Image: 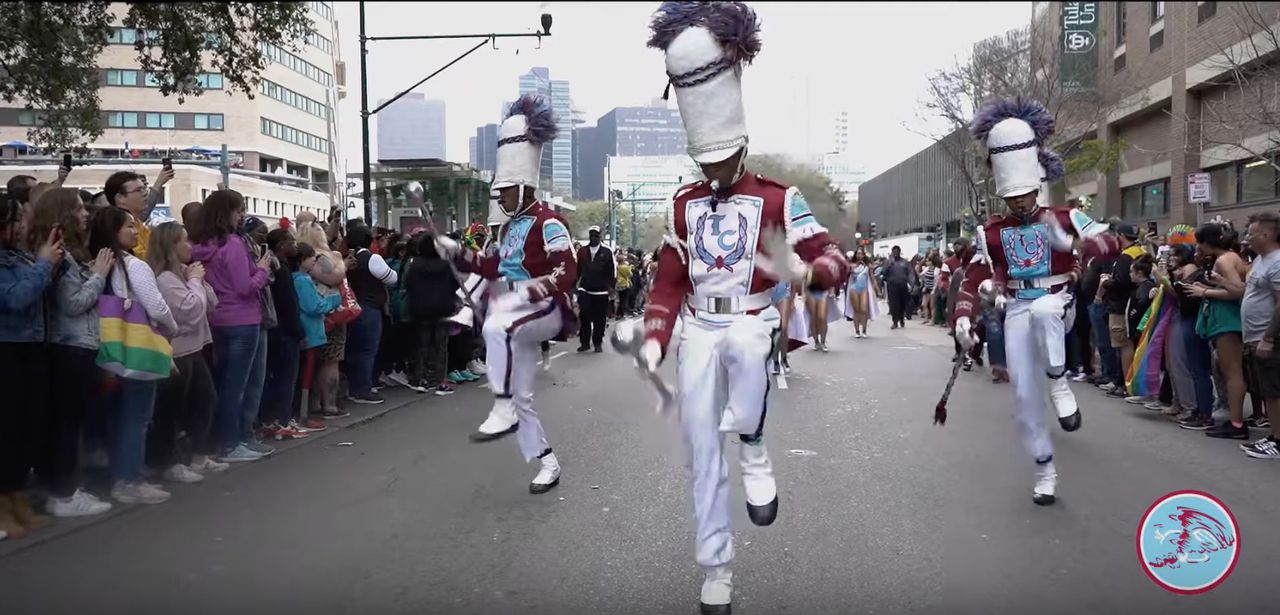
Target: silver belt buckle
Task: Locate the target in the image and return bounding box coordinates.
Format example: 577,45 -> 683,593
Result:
710,296 -> 736,314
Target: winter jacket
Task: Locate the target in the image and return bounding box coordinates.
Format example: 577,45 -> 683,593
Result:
293,271 -> 341,349
156,270 -> 218,358
405,256 -> 461,321
191,234 -> 269,328
0,249 -> 54,343
46,255 -> 107,350
268,259 -> 303,340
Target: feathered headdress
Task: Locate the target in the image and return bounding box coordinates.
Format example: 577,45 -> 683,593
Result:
503,94 -> 559,146
971,97 -> 1064,184
647,1 -> 761,164
647,2 -> 762,66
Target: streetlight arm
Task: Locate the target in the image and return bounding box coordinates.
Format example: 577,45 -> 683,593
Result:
368,32 -> 547,42
369,38 -> 490,116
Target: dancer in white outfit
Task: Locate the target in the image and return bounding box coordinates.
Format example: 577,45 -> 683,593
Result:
639,4 -> 849,612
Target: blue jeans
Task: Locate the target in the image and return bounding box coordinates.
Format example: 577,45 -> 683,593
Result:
1181,315 -> 1214,417
108,378 -> 158,483
1088,303 -> 1121,384
982,308 -> 1007,368
261,329 -> 302,425
345,304 -> 384,396
212,325 -> 268,452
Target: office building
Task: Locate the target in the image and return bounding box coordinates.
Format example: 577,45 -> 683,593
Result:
576,106 -> 686,200
376,93 -> 445,161
1038,1 -> 1280,226
857,129 -> 973,240
469,122 -> 498,173
606,154 -> 698,219
0,1 -> 344,224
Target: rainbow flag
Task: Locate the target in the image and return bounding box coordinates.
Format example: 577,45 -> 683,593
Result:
1125,286 -> 1176,397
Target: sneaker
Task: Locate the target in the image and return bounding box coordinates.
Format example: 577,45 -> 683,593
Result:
244,440 -> 276,456
321,407 -> 350,419
435,383 -> 456,396
1161,405 -> 1183,417
190,456 -> 230,473
1179,415 -> 1214,430
1143,400 -> 1170,412
272,424 -> 310,440
111,481 -> 171,505
347,392 -> 385,405
257,423 -> 283,441
1242,437 -> 1280,460
218,444 -> 265,463
164,464 -> 205,484
304,417 -> 330,431
1071,372 -> 1090,382
1106,388 -> 1127,398
458,370 -> 481,382
47,489 -> 112,518
1240,435 -> 1273,452
1125,395 -> 1149,405
447,371 -> 467,384
1206,421 -> 1250,440
1212,408 -> 1230,421
467,360 -> 488,375
1174,410 -> 1196,423
386,371 -> 410,388
406,381 -> 430,394
371,377 -> 387,392
1246,416 -> 1271,429
1098,382 -> 1116,393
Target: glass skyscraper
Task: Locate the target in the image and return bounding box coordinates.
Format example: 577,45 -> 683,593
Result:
517,67 -> 573,197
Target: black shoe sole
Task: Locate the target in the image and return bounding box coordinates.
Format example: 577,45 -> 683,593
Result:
746,496 -> 778,527
1206,431 -> 1250,440
469,424 -> 518,442
1033,493 -> 1056,506
700,603 -> 731,615
529,477 -> 559,494
1058,410 -> 1082,432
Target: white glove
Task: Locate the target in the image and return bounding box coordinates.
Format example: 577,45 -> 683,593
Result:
954,316 -> 977,351
435,235 -> 462,259
639,339 -> 662,373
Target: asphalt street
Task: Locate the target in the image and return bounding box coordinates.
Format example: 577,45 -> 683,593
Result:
0,315 -> 1276,615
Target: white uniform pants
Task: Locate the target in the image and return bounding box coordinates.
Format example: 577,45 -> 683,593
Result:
483,298 -> 562,462
1002,291 -> 1074,463
677,308 -> 778,569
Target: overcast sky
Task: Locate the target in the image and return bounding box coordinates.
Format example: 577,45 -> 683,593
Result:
333,1 -> 1031,182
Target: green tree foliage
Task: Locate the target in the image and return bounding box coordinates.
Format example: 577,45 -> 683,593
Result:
0,2 -> 312,148
747,154 -> 860,247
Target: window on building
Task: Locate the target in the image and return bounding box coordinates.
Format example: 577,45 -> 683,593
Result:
1150,29 -> 1164,52
106,70 -> 122,86
1151,1 -> 1164,20
1207,156 -> 1280,206
17,110 -> 35,126
1198,1 -> 1216,23
1121,178 -> 1168,218
1116,1 -> 1127,46
209,114 -> 223,130
194,114 -> 208,130
145,112 -> 160,128
1209,163 -> 1238,205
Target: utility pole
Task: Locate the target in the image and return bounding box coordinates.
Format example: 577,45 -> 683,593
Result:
359,1 -> 372,224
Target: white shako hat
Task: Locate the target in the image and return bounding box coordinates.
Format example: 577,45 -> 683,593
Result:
648,2 -> 761,164
493,94 -> 559,192
969,97 -> 1064,198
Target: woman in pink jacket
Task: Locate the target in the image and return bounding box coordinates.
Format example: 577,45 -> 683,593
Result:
189,191 -> 272,463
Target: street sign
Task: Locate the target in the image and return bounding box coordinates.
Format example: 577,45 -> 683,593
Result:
1187,172 -> 1212,204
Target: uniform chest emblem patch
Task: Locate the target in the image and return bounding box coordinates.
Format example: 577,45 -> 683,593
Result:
1001,223 -> 1050,279
693,211 -> 749,272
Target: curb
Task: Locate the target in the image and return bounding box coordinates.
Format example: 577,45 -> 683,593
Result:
0,391 -> 424,560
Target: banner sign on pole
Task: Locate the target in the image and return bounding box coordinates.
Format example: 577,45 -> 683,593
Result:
1060,2 -> 1099,96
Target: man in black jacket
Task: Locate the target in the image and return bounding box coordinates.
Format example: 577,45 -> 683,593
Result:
1100,223 -> 1142,395
575,226 -> 614,352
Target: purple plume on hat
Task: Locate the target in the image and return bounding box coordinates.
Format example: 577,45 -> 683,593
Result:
505,94 -> 558,145
647,1 -> 762,66
1039,148 -> 1065,182
970,97 -> 1055,144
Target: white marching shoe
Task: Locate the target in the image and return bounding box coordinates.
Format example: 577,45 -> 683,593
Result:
470,397 -> 518,442
1033,457 -> 1057,506
529,450 -> 560,494
700,566 -> 733,615
1048,376 -> 1082,432
739,440 -> 778,526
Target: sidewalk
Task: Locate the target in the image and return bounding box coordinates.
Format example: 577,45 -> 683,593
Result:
0,385 -> 443,559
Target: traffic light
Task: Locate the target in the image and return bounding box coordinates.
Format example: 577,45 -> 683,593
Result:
869,222 -> 877,241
